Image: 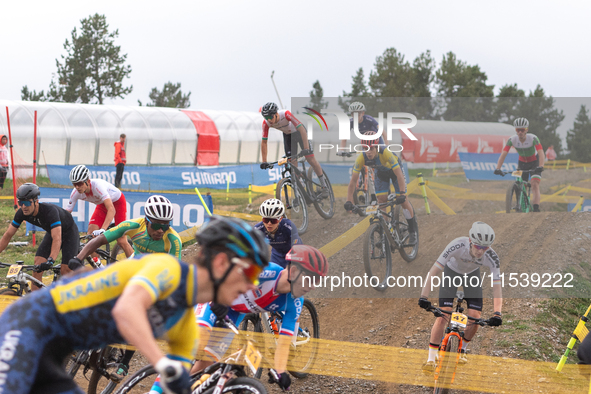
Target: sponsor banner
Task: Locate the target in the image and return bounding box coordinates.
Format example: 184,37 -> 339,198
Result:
29,187 -> 213,233
568,200 -> 591,212
459,152 -> 519,180
402,134 -> 510,163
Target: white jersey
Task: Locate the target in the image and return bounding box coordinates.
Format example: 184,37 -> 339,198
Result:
66,179 -> 122,211
434,236 -> 501,281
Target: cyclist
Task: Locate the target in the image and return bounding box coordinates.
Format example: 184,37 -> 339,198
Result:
418,221 -> 503,372
494,117 -> 545,212
259,102 -> 330,198
71,194 -> 181,376
189,245 -> 329,392
0,215 -> 269,394
254,198 -> 302,268
344,131 -> 418,245
66,164 -> 134,257
0,183 -> 79,289
337,101 -> 388,154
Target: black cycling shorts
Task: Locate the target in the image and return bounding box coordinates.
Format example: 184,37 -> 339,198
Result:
438,265 -> 483,311
36,226 -> 79,264
283,131 -> 305,159
517,158 -> 542,182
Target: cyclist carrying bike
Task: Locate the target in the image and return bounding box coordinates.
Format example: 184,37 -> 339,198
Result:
344,131 -> 418,245
71,195 -> 181,376
187,245 -> 328,393
0,215 -> 269,394
66,164 -> 134,257
255,198 -> 302,268
0,183 -> 79,289
419,222 -> 503,372
337,101 -> 388,154
259,102 -> 330,198
494,117 -> 545,212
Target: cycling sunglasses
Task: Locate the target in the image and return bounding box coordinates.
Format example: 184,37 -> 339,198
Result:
146,217 -> 170,232
516,128 -> 528,133
17,200 -> 33,207
263,115 -> 275,120
262,217 -> 280,224
473,244 -> 489,251
72,181 -> 86,187
232,258 -> 263,285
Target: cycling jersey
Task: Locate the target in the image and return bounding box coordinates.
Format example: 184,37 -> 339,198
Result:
104,217 -> 182,259
66,179 -> 122,210
12,202 -> 77,233
262,110 -> 303,139
197,263 -> 303,337
0,254 -> 198,394
353,149 -> 400,173
350,114 -> 379,133
434,236 -> 501,284
503,134 -> 542,163
254,218 -> 301,268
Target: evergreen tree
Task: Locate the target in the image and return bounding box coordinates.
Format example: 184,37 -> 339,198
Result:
566,105 -> 591,162
21,86 -> 47,102
308,80 -> 327,111
142,82 -> 191,108
338,68 -> 370,111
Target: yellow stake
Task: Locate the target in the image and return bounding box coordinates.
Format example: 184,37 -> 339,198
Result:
567,159 -> 571,170
194,188 -> 212,216
248,184 -> 252,204
226,175 -> 230,201
417,173 -> 431,214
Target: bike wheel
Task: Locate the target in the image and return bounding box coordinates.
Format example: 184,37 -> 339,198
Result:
307,167 -> 335,219
288,299 -> 320,378
276,178 -> 308,234
65,350 -> 91,378
0,288 -> 19,297
201,376 -> 267,394
114,365 -> 156,394
434,335 -> 460,394
394,203 -> 419,262
505,184 -> 521,213
109,238 -> 134,263
88,346 -> 126,394
239,314 -> 264,379
363,223 -> 392,291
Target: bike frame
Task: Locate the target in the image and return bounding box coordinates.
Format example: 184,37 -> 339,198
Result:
514,175 -> 533,213
278,158 -> 316,205
0,262 -> 61,295
360,200 -> 405,250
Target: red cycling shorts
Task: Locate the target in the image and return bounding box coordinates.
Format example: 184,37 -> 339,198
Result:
89,194 -> 127,228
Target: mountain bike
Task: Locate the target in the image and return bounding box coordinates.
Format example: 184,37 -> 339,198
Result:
269,153 -> 335,235
116,319 -> 268,394
424,291 -> 494,394
352,196 -> 419,291
340,152 -> 376,205
79,235 -> 118,268
86,345 -> 128,394
239,298 -> 319,379
0,261 -> 62,296
497,169 -> 538,213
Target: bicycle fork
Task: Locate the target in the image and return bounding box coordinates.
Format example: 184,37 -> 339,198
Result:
436,332 -> 462,384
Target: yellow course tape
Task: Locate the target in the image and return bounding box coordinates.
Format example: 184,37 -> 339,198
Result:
319,216 -> 371,259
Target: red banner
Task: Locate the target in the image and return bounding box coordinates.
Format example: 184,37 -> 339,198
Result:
400,133 -> 511,163
181,110 -> 220,166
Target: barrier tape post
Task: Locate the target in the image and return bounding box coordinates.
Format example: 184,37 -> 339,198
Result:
432,162 -> 437,177
571,196 -> 585,213
552,160 -> 556,170
567,159 -> 571,171
194,187 -> 212,216
248,184 -> 252,204
557,303 -> 591,372
226,175 -> 230,201
417,173 -> 431,214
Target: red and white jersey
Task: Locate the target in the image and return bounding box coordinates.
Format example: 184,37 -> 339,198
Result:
262,110 -> 303,139
66,179 -> 122,211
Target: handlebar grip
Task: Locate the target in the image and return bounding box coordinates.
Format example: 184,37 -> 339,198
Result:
164,366 -> 176,378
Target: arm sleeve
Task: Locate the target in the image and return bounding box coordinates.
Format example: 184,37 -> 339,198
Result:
533,136 -> 543,151
503,138 -> 513,152
94,182 -> 111,203
46,205 -> 63,229
279,295 -> 303,336
104,220 -> 138,242
434,239 -> 463,270
262,121 -> 269,140
370,116 -> 379,131
285,111 -> 304,129
352,154 -> 365,173
485,249 -> 501,283
126,254 -> 182,303
166,309 -> 198,368
167,233 -> 183,259
65,189 -> 78,212
382,151 -> 400,170
11,210 -> 24,229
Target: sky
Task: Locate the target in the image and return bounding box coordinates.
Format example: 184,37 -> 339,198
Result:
1,0 -> 590,139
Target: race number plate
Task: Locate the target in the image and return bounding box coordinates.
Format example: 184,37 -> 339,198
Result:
365,205 -> 378,214
451,312 -> 467,328
245,341 -> 262,374
511,170 -> 523,177
6,265 -> 22,278
278,158 -> 288,166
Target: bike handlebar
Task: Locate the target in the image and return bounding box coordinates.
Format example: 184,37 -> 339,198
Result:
496,168 -> 542,177
426,306 -> 491,326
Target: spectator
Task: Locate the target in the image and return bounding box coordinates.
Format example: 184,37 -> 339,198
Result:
0,135 -> 8,189
545,145 -> 557,161
114,133 -> 126,188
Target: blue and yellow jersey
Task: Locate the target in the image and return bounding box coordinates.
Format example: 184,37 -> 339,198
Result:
49,254 -> 198,367
104,218 -> 182,259
353,149 -> 400,173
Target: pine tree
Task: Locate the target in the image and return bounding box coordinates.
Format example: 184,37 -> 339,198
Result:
566,105 -> 591,162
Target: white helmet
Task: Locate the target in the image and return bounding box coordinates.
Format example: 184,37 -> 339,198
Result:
513,118 -> 529,128
469,221 -> 495,247
145,195 -> 174,221
259,198 -> 285,219
70,165 -> 90,183
348,101 -> 365,113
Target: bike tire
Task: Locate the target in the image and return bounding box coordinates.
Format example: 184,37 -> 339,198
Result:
109,238 -> 134,263
505,184 -> 521,213
239,314 -> 264,379
0,288 -> 19,297
394,203 -> 419,262
114,365 -> 156,394
201,376 -> 267,394
434,335 -> 460,394
65,350 -> 90,378
307,167 -> 335,219
87,346 -> 126,394
363,223 -> 392,291
288,299 -> 320,378
276,178 -> 308,234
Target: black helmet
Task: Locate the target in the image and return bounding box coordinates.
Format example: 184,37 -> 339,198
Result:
17,183 -> 40,200
261,102 -> 278,118
195,215 -> 269,268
